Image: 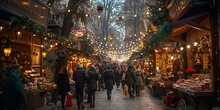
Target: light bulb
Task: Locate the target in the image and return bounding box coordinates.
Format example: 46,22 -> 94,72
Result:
194,42 -> 198,46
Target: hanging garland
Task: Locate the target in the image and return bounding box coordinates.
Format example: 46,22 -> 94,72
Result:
145,22 -> 173,47
9,16 -> 76,47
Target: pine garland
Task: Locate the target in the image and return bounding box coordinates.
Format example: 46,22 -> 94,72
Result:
145,22 -> 173,47
9,16 -> 76,47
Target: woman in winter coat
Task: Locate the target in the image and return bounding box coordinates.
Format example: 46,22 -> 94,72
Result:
104,65 -> 115,100
125,65 -> 136,99
57,66 -> 71,110
87,65 -> 99,107
3,60 -> 26,110
134,65 -> 143,96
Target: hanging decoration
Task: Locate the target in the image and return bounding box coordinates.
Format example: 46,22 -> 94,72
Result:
97,5 -> 104,13
145,22 -> 173,47
0,35 -> 10,49
32,51 -> 38,57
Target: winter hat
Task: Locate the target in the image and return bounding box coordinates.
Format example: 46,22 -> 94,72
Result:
76,64 -> 81,68
10,59 -> 20,69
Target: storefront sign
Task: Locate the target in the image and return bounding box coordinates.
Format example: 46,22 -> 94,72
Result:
73,29 -> 86,37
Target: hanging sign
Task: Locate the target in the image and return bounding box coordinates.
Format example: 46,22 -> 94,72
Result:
73,29 -> 86,37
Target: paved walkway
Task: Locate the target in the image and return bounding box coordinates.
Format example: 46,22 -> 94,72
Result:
38,86 -> 175,110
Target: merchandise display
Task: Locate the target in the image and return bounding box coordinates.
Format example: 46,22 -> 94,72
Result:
23,69 -> 56,94
173,74 -> 212,96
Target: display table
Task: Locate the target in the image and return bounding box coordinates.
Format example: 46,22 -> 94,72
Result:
173,84 -> 214,110
173,84 -> 213,97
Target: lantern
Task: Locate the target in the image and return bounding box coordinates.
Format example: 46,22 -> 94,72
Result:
4,47 -> 12,57
42,51 -> 47,58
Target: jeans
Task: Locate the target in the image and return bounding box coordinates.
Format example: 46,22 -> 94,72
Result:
135,85 -> 140,96
107,89 -> 112,99
76,87 -> 84,107
61,94 -> 66,109
88,89 -> 96,106
128,84 -> 135,98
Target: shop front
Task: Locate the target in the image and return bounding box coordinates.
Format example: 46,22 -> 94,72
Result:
0,1 -> 56,109
164,0 -> 218,109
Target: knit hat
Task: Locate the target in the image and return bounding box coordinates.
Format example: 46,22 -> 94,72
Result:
10,60 -> 20,69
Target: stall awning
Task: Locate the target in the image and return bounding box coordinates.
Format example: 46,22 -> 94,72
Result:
165,12 -> 210,44
67,48 -> 91,58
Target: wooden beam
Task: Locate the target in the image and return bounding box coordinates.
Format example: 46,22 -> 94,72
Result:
171,12 -> 209,27
166,37 -> 188,44
184,21 -> 210,32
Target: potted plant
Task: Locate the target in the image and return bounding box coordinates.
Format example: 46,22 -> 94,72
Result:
185,67 -> 196,78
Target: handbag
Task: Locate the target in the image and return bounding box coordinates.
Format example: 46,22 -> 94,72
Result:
124,84 -> 128,96
65,92 -> 72,107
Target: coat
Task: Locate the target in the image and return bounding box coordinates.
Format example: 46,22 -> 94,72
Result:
3,68 -> 26,109
73,67 -> 86,89
104,69 -> 115,90
134,69 -> 143,86
57,71 -> 71,95
87,71 -> 99,90
125,70 -> 136,85
114,70 -> 121,83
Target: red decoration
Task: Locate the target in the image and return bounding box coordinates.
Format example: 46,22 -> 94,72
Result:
185,67 -> 196,74
33,51 -> 38,56
97,5 -> 104,13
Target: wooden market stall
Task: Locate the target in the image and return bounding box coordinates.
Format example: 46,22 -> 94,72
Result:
0,1 -> 56,110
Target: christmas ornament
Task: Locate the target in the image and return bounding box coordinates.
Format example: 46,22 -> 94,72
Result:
97,5 -> 104,13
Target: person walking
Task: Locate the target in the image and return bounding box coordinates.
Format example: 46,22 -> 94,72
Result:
3,60 -> 27,110
125,65 -> 136,99
57,66 -> 71,110
121,67 -> 126,90
87,65 -> 99,108
103,65 -> 115,100
115,66 -> 122,89
73,64 -> 87,109
134,65 -> 143,97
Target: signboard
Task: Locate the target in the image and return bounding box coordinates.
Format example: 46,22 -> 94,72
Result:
73,29 -> 86,37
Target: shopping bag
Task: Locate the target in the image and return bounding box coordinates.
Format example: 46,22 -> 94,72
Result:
141,84 -> 145,90
102,83 -> 105,89
124,84 -> 128,96
65,92 -> 72,107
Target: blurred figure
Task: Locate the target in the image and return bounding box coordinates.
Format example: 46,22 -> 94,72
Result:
73,64 -> 86,109
103,65 -> 115,100
87,65 -> 99,108
97,63 -> 105,91
3,60 -> 27,110
121,67 -> 126,90
134,65 -> 143,97
57,66 -> 71,110
125,65 -> 136,99
115,66 -> 122,89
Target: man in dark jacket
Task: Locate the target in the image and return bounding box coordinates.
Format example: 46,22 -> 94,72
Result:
103,65 -> 115,100
73,64 -> 86,109
125,65 -> 136,99
3,60 -> 26,110
87,65 -> 99,107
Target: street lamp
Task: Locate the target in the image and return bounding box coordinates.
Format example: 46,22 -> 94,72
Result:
42,51 -> 47,58
3,47 -> 12,57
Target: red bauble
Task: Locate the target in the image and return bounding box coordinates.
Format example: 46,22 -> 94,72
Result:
97,5 -> 104,13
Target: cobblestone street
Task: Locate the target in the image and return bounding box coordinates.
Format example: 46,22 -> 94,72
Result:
38,86 -> 175,110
